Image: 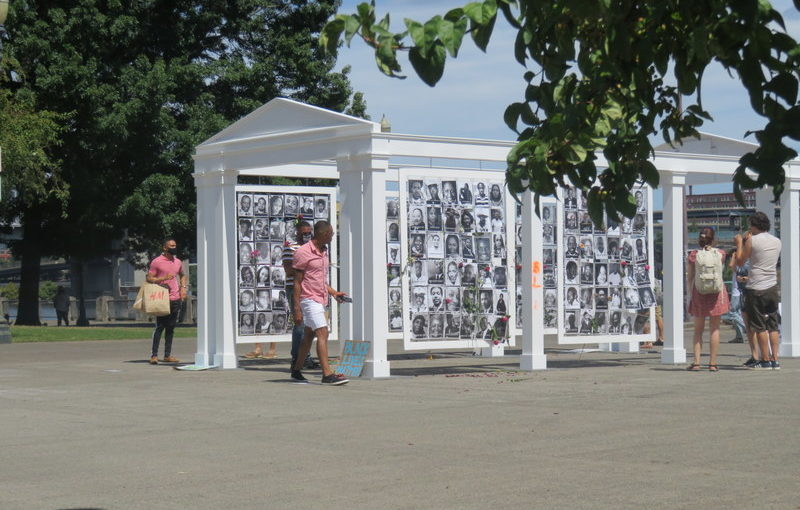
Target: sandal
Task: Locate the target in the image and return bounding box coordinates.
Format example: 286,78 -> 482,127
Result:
708,364 -> 718,372
243,352 -> 262,359
686,363 -> 701,371
258,353 -> 277,359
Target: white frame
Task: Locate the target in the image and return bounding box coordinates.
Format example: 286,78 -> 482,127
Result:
234,185 -> 338,344
555,184 -> 655,345
398,168 -> 516,350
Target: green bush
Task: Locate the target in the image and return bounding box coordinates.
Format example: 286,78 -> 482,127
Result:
0,282 -> 19,299
40,281 -> 58,300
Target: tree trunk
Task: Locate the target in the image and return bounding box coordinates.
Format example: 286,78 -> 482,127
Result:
75,260 -> 90,326
15,209 -> 43,326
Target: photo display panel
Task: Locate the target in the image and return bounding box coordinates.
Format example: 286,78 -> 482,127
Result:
399,171 -> 515,350
514,198 -> 558,335
235,186 -> 337,343
386,191 -> 404,338
557,184 -> 656,344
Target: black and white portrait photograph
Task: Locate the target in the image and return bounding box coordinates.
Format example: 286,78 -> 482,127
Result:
239,266 -> 255,288
565,211 -> 578,231
493,267 -> 508,288
409,233 -> 425,258
298,196 -> 314,217
543,224 -> 556,245
239,312 -> 255,334
620,238 -> 633,262
410,260 -> 428,285
425,179 -> 442,204
474,182 -> 490,205
411,288 -> 428,313
634,313 -> 649,334
495,291 -> 508,315
389,288 -> 402,306
622,216 -> 633,234
269,219 -> 285,242
564,187 -> 577,209
389,308 -> 403,332
490,209 -> 504,233
579,310 -> 594,334
270,244 -> 283,266
256,266 -> 270,287
635,263 -> 650,285
577,191 -> 588,210
460,209 -> 475,233
544,247 -> 555,265
238,219 -> 253,241
565,235 -> 579,258
387,220 -> 400,242
493,235 -> 507,259
445,286 -> 461,310
595,288 -> 608,309
461,263 -> 477,285
565,260 -> 579,285
580,287 -> 593,309
478,265 -> 494,288
607,238 -> 620,260
544,288 -> 557,309
477,316 -> 494,340
269,194 -> 284,216
594,236 -> 607,260
386,198 -> 400,219
444,261 -> 461,286
607,263 -> 622,286
639,287 -> 656,308
445,234 -> 460,257
634,237 -> 647,262
489,183 -> 504,207
594,311 -> 607,334
608,311 -> 622,333
606,214 -> 620,235
255,289 -> 271,311
595,263 -> 608,285
387,265 -> 401,287
459,314 -> 475,339
624,287 -> 641,309
427,206 -> 443,230
239,242 -> 253,265
270,267 -> 286,287
475,207 -> 491,233
427,233 -> 444,258
411,313 -> 428,339
565,286 -> 580,309
314,196 -> 329,218
239,289 -> 255,312
633,213 -> 646,235
269,312 -> 289,334
621,314 -> 634,335
429,286 -> 446,312
409,207 -> 426,231
475,237 -> 491,263
544,308 -> 558,328
457,180 -> 473,205
387,243 -> 402,265
579,212 -> 593,233
238,194 -> 253,216
635,189 -> 647,213
444,208 -> 459,231
408,179 -> 425,205
564,311 -> 578,333
254,312 -> 271,334
609,287 -> 622,309
253,218 -> 267,241
543,267 -> 555,288
445,313 -> 460,338
580,263 -> 594,285
442,180 -> 457,205
542,204 -> 555,224
428,259 -> 445,284
478,289 -> 494,314
284,194 -> 299,216
580,237 -> 594,260
253,194 -> 268,215
254,242 -> 270,264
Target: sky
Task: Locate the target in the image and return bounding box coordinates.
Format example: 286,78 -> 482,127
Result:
334,1 -> 800,204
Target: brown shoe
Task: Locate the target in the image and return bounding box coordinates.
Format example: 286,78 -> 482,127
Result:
149,356 -> 158,365
161,356 -> 180,363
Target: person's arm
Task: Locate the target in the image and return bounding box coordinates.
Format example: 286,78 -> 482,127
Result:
179,267 -> 188,301
686,257 -> 695,296
328,285 -> 346,302
735,232 -> 752,267
146,267 -> 174,284
293,270 -> 305,323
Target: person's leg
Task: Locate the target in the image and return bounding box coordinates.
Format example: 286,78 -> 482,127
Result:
729,295 -> 746,341
655,306 -> 664,343
292,327 -> 315,372
769,330 -> 780,362
742,311 -> 758,360
691,316 -> 705,366
267,342 -> 277,357
163,300 -> 181,358
56,311 -> 63,327
63,310 -> 69,327
152,315 -> 166,358
314,326 -> 333,376
756,330 -> 771,362
708,315 -> 721,368
290,324 -> 303,362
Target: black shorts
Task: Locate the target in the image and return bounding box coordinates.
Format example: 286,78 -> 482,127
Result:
744,286 -> 780,333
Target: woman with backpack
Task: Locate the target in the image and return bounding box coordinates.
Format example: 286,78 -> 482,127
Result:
686,227 -> 730,371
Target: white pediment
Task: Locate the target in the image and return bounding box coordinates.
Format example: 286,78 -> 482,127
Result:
198,97 -> 374,147
654,131 -> 758,157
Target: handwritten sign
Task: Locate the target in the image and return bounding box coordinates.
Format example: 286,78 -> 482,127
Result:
336,340 -> 371,377
531,260 -> 542,289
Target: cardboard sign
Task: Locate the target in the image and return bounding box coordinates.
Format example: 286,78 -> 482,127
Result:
336,340 -> 370,377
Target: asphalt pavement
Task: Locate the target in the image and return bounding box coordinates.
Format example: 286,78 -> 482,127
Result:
1,324 -> 797,510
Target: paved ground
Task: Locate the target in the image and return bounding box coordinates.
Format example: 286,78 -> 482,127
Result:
1,324 -> 797,510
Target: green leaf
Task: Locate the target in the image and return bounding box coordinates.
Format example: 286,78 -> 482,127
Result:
320,18 -> 345,54
470,13 -> 497,52
408,42 -> 447,86
764,73 -> 798,105
405,19 -> 425,47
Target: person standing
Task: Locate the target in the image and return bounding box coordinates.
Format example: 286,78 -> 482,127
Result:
735,212 -> 782,370
147,238 -> 187,365
283,220 -> 319,369
686,227 -> 729,372
53,286 -> 70,326
726,249 -> 747,344
291,221 -> 349,385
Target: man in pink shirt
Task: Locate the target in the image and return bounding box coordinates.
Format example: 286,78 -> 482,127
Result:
291,221 -> 349,385
147,238 -> 188,365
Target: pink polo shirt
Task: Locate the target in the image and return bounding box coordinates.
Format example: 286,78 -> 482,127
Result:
292,241 -> 329,305
148,254 -> 183,301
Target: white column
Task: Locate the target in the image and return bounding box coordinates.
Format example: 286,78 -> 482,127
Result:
337,160 -> 361,341
755,188 -> 777,234
213,169 -> 240,369
193,173 -> 214,367
520,190 -> 547,370
661,172 -> 688,364
779,177 -> 800,357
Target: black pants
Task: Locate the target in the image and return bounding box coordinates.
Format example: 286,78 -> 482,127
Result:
152,300 -> 182,357
56,310 -> 69,326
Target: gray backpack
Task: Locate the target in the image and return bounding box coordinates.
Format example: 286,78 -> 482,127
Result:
694,248 -> 723,294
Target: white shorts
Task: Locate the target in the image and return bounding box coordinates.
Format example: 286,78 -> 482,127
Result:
300,298 -> 328,330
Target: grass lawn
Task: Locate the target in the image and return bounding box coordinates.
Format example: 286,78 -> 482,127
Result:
10,326 -> 197,343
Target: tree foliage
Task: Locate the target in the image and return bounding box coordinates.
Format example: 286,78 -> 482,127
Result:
323,0 -> 800,223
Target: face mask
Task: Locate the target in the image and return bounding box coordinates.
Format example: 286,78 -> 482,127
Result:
300,233 -> 312,244
167,247 -> 178,255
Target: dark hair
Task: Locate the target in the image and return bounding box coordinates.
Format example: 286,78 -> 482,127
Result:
295,220 -> 312,231
313,220 -> 332,237
163,237 -> 176,247
698,227 -> 715,248
749,211 -> 770,232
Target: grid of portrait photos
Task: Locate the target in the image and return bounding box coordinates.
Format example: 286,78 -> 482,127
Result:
400,176 -> 511,344
386,194 -> 404,335
236,189 -> 332,338
514,201 -> 559,332
559,185 -> 655,340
